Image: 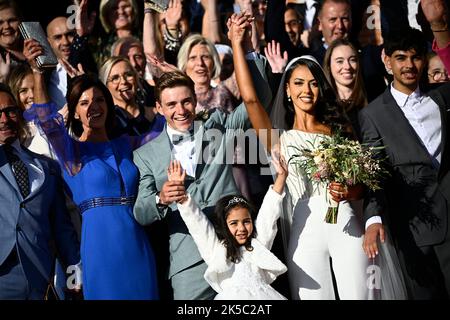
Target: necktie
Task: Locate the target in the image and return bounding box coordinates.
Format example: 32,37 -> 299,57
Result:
3,145 -> 30,198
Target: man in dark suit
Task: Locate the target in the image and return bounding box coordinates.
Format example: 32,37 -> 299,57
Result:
0,84 -> 80,299
309,0 -> 352,64
358,27 -> 450,299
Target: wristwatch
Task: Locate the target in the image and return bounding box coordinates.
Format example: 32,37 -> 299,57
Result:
155,193 -> 168,209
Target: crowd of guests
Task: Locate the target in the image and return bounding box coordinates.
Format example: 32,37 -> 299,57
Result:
0,0 -> 449,300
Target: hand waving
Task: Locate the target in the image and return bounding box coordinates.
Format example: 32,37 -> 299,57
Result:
165,0 -> 183,29
76,0 -> 97,37
420,0 -> 448,26
264,40 -> 288,74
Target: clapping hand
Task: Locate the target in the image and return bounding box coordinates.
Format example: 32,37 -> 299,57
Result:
167,160 -> 188,204
227,12 -> 254,52
167,160 -> 186,182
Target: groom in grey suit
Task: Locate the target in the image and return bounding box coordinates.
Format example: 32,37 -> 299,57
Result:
133,54 -> 271,299
0,84 -> 80,299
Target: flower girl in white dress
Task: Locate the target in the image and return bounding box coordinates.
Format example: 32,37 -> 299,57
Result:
168,158 -> 288,300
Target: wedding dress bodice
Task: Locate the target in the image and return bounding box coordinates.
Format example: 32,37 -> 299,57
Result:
280,130 -> 329,208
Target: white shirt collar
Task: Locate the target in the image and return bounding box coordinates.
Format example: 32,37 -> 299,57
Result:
166,124 -> 193,143
390,84 -> 422,108
306,0 -> 317,10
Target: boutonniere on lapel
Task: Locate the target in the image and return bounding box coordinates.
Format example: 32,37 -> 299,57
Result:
195,110 -> 210,122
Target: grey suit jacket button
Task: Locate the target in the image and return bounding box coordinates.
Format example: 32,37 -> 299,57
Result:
195,180 -> 201,185
20,203 -> 25,209
16,225 -> 22,231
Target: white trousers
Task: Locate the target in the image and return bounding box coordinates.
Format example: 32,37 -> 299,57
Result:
287,196 -> 369,300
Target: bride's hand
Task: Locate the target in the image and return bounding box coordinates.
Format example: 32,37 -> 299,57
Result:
363,223 -> 385,258
328,182 -> 365,202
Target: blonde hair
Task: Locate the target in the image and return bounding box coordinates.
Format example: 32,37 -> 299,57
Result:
99,56 -> 138,85
99,0 -> 139,34
177,34 -> 221,80
98,57 -> 143,103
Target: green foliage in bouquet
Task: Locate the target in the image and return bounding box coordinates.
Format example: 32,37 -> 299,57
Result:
288,132 -> 389,223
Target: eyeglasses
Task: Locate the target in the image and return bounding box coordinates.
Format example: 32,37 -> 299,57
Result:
0,106 -> 21,118
428,70 -> 449,81
107,71 -> 135,84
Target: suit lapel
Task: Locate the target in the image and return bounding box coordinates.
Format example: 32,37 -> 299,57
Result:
0,146 -> 21,195
26,149 -> 47,200
194,124 -> 209,179
381,89 -> 435,164
430,86 -> 450,179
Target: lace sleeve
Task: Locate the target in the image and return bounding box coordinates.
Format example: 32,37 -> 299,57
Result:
23,102 -> 80,175
127,113 -> 166,150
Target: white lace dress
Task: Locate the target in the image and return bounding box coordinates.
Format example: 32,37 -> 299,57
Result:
177,187 -> 287,300
215,257 -> 286,300
279,130 -> 368,300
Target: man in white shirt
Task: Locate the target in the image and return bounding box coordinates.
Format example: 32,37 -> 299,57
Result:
0,84 -> 80,299
358,27 -> 450,299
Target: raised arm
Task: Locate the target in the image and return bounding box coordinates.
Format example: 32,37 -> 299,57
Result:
22,39 -> 78,175
168,160 -> 223,264
201,0 -> 223,44
421,0 -> 450,70
255,153 -> 287,249
143,2 -> 164,63
229,14 -> 275,152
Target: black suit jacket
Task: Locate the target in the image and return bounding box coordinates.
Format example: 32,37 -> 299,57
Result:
358,82 -> 450,247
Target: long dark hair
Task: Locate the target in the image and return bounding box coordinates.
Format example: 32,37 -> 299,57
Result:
214,194 -> 257,263
65,75 -> 116,138
323,39 -> 367,113
283,58 -> 349,134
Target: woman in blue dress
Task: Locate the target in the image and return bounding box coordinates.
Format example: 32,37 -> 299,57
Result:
24,39 -> 164,299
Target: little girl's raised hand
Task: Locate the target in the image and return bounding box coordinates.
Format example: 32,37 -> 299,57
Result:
167,160 -> 186,182
271,149 -> 288,177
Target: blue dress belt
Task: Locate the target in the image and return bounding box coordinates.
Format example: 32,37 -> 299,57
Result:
78,196 -> 136,214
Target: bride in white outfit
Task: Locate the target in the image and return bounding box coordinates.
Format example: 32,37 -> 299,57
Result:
230,13 -> 369,299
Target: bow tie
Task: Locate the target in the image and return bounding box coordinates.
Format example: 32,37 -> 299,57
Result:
172,128 -> 195,145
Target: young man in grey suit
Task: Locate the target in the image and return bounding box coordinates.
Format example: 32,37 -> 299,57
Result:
358,26 -> 450,299
0,84 -> 80,299
133,45 -> 272,299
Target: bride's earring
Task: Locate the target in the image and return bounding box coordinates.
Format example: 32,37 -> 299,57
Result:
287,96 -> 292,102
74,113 -> 80,119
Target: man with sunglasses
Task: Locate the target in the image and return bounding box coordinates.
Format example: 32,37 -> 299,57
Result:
0,84 -> 80,299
